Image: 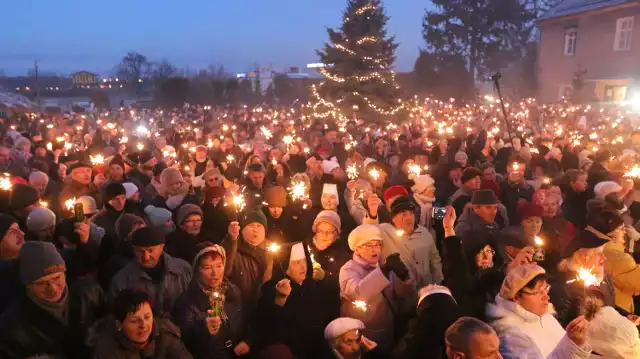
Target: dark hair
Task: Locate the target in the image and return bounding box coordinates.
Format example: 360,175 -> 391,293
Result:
445,317 -> 495,355
595,149 -> 612,163
520,273 -> 548,293
113,288 -> 154,322
195,241 -> 224,264
565,169 -> 586,183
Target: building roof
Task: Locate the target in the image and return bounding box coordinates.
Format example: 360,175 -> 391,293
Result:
539,0 -> 633,21
70,70 -> 98,76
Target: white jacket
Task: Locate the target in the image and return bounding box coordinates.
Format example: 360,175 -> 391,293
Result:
486,295 -> 591,359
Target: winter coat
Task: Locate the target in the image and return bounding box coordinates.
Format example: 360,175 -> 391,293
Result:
0,259 -> 19,315
454,207 -> 502,243
540,216 -> 576,255
587,162 -> 613,193
305,236 -> 352,286
286,154 -> 307,175
93,317 -> 192,359
0,278 -> 107,359
109,253 -> 191,317
486,295 -> 592,359
392,292 -> 461,359
201,202 -> 230,244
165,228 -> 207,264
263,207 -> 297,243
339,254 -> 412,355
173,281 -> 247,359
434,177 -> 458,206
221,235 -> 270,318
93,204 -> 124,243
499,180 -> 534,223
255,277 -> 340,359
561,186 -> 592,230
59,178 -> 102,214
124,199 -> 146,218
603,239 -> 640,313
448,187 -> 474,218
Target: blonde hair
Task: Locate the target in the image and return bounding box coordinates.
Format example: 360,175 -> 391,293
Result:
558,247 -> 600,273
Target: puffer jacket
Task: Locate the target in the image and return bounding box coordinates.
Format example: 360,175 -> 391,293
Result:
109,253 -> 191,317
93,317 -> 192,359
603,239 -> 640,313
486,295 -> 592,359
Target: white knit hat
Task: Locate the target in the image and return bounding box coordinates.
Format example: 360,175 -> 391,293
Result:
347,224 -> 382,251
412,174 -> 435,194
122,182 -> 139,199
322,183 -> 340,205
323,160 -> 341,175
324,317 -> 365,340
588,306 -> 640,358
594,181 -> 622,198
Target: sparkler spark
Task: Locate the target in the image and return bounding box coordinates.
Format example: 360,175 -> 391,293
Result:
369,168 -> 380,181
567,267 -> 600,287
64,197 -> 77,211
352,300 -> 368,312
346,165 -> 359,180
90,154 -> 104,166
625,165 -> 640,178
288,181 -> 308,202
268,242 -> 281,253
0,174 -> 12,191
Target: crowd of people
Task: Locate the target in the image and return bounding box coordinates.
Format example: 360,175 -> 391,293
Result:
0,99 -> 640,358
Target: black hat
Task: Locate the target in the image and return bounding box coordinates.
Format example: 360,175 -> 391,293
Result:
563,228 -> 610,258
448,162 -> 463,171
9,184 -> 40,210
586,210 -> 624,235
390,196 -> 417,218
103,182 -> 126,203
461,167 -> 482,184
124,154 -> 139,167
131,227 -> 166,247
0,214 -> 16,241
471,189 -> 497,205
109,154 -> 125,170
138,151 -> 154,165
153,162 -> 168,177
67,161 -> 92,174
248,163 -> 265,173
499,230 -> 527,249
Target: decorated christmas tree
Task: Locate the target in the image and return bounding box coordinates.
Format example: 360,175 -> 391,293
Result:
310,0 -> 404,125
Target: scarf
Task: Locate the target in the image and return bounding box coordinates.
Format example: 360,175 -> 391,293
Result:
413,193 -> 434,228
200,279 -> 229,322
27,285 -> 70,325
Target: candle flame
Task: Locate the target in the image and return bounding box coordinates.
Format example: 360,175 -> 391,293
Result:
534,236 -> 543,246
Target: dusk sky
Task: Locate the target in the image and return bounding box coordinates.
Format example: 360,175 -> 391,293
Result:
2,0 -> 429,76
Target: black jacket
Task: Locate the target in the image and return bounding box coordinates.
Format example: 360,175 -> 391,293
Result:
0,259 -> 20,315
0,278 -> 106,359
305,236 -> 352,286
201,202 -> 230,244
165,228 -> 206,264
498,180 -> 534,223
173,281 -> 248,359
93,203 -> 124,242
588,162 -> 613,193
561,186 -> 592,230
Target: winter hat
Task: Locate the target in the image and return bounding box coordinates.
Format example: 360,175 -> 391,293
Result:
160,168 -> 185,188
411,175 -> 434,194
588,306 -> 640,358
109,154 -> 125,171
323,160 -> 341,175
455,151 -> 468,164
264,186 -> 287,207
563,227 -> 612,258
240,209 -> 268,230
517,202 -> 544,221
594,181 -> 622,198
26,207 -> 56,232
192,244 -> 226,269
122,182 -> 139,199
144,205 -> 173,228
115,214 -> 146,241
103,182 -> 126,203
19,241 -> 66,285
9,183 -> 40,210
348,224 -> 383,251
67,161 -> 92,174
579,158 -> 594,170
248,163 -> 265,173
131,227 -> 166,247
324,318 -> 365,340
390,196 -> 416,218
471,189 -> 498,205
153,162 -> 168,177
461,167 -> 482,184
383,185 -> 409,203
322,183 -> 340,205
0,215 -> 16,241
499,264 -> 546,300
176,204 -> 203,226
77,195 -> 98,215
138,151 -> 154,166
313,210 -> 342,234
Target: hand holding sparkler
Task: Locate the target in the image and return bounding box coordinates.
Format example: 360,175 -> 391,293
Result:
275,278 -> 292,307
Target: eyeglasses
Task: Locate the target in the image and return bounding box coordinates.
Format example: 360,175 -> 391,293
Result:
184,219 -> 202,225
478,248 -> 495,257
521,284 -> 551,296
316,230 -> 337,237
360,242 -> 382,251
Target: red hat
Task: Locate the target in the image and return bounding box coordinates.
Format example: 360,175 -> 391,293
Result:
518,202 -> 544,221
383,185 -> 409,203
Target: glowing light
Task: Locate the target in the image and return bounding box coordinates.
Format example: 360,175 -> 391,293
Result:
90,154 -> 104,165
567,267 -> 600,287
288,181 -> 308,202
534,237 -> 544,246
625,165 -> 640,178
268,242 -> 281,253
352,300 -> 368,312
346,165 -> 359,180
408,164 -> 421,177
64,197 -> 77,211
369,168 -> 380,181
0,174 -> 12,191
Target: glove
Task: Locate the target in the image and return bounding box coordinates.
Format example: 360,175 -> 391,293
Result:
383,253 -> 410,281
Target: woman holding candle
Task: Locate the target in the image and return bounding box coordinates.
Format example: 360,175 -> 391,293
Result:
173,244 -> 250,359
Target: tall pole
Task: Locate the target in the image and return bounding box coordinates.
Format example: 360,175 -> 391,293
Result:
34,60 -> 41,105
491,72 -> 514,144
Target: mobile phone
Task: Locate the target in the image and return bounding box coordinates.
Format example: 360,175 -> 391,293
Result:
74,203 -> 85,222
533,247 -> 545,262
433,207 -> 447,220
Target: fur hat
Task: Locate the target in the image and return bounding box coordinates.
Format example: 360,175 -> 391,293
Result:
176,204 -> 203,226
19,241 -> 66,285
103,182 -> 126,203
313,210 -> 341,234
347,224 -> 382,251
264,186 -> 287,207
26,207 -> 56,233
499,264 -> 546,300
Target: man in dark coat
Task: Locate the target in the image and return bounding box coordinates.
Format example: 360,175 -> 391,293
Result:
561,169 -> 591,230
59,161 -> 102,214
93,182 -> 127,242
449,167 -> 482,217
0,241 -> 106,358
499,160 -> 534,223
244,163 -> 267,209
165,204 -> 206,263
587,150 -> 613,193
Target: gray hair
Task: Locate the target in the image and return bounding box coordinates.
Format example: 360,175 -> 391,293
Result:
28,171 -> 49,184
445,317 -> 496,356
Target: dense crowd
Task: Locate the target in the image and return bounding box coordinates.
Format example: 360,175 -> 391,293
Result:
1,100 -> 640,358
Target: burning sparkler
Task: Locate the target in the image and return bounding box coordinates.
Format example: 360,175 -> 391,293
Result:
625,165 -> 640,178
567,267 -> 600,287
352,300 -> 368,312
64,197 -> 77,211
346,165 -> 359,180
90,154 -> 105,166
288,181 -> 308,202
369,168 -> 380,181
408,164 -> 421,177
0,174 -> 12,191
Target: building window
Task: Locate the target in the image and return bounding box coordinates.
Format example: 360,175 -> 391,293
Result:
614,17 -> 634,51
564,30 -> 578,56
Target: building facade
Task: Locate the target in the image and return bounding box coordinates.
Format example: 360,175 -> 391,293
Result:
538,0 -> 640,103
70,71 -> 99,88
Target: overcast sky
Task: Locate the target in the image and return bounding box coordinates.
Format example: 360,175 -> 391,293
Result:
2,0 -> 430,76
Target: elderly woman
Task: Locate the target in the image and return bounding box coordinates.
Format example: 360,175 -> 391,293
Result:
94,288 -> 193,358
305,210 -> 352,286
324,317 -> 377,359
411,174 -> 436,229
150,168 -> 199,212
173,244 -> 250,359
339,224 -> 412,356
486,264 -> 592,359
537,190 -> 575,256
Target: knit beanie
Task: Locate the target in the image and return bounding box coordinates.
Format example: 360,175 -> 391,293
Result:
0,214 -> 16,241
383,185 -> 409,203
26,207 -> 56,232
109,154 -> 125,171
122,182 -> 139,199
176,204 -> 203,226
131,227 -> 166,247
390,196 -> 417,218
461,167 -> 482,184
144,205 -> 173,228
264,186 -> 287,207
160,168 -> 185,188
594,181 -> 622,198
412,175 -> 434,194
9,183 -> 40,210
103,182 -> 126,203
240,209 -> 268,230
115,213 -> 146,241
517,202 -> 544,221
19,241 -> 66,285
313,210 -> 342,234
499,264 -> 546,300
347,224 -> 383,251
